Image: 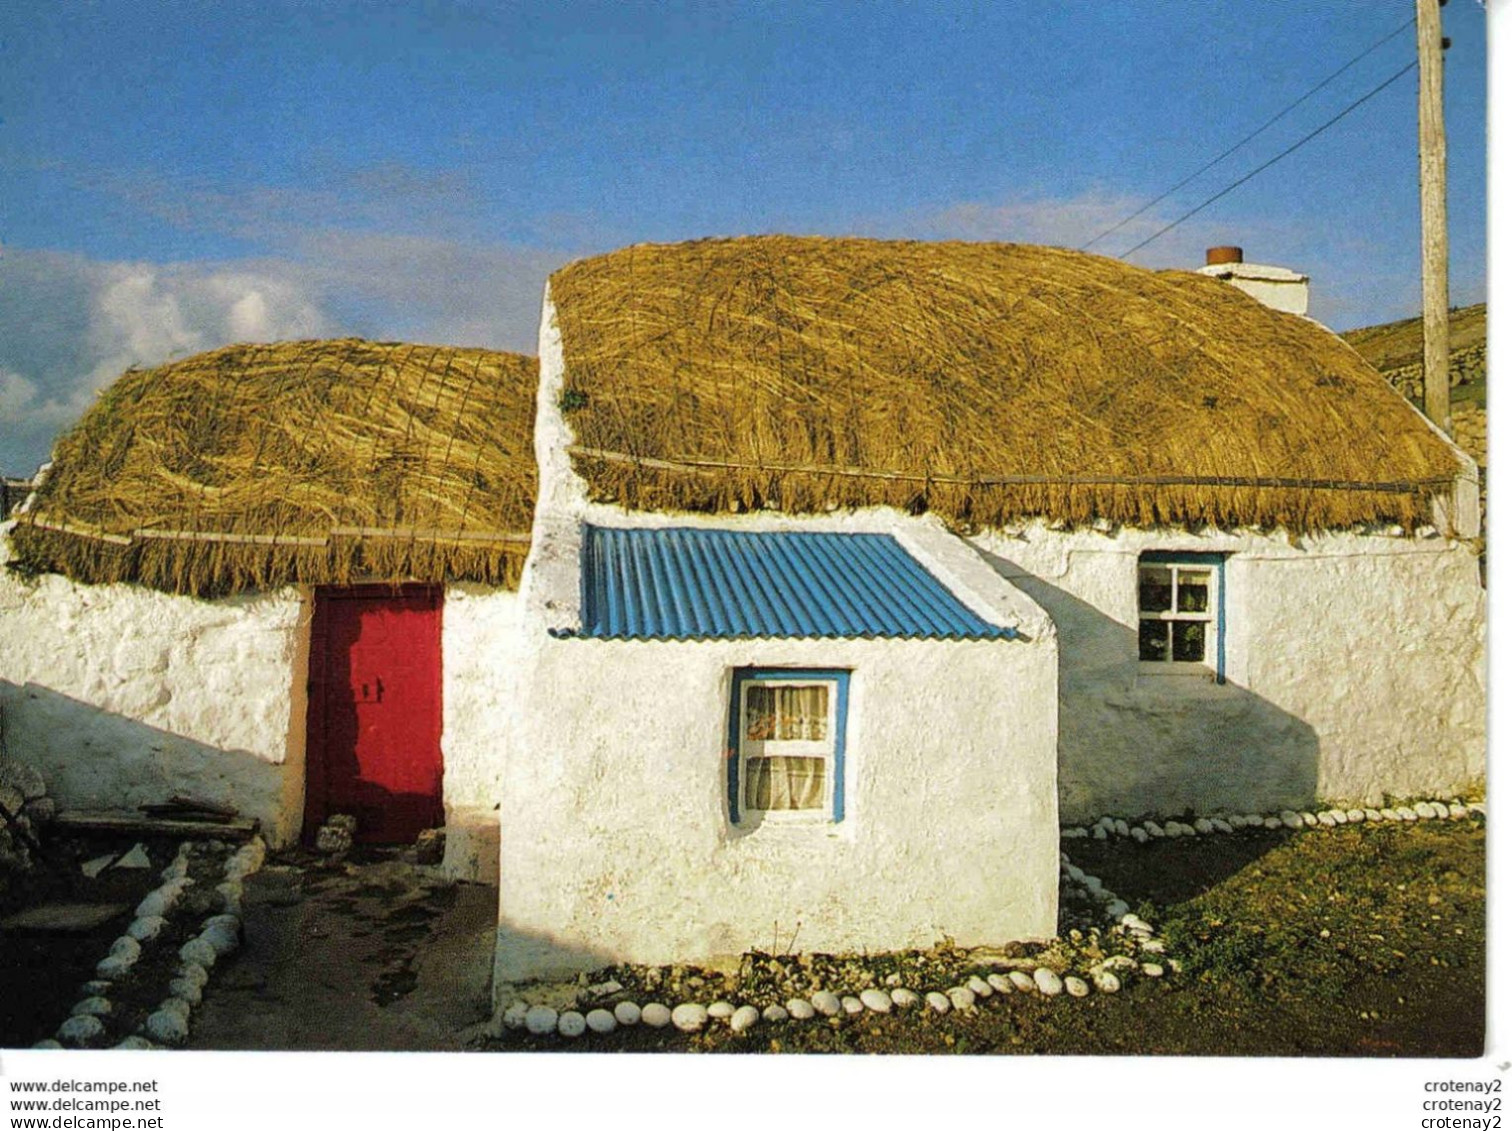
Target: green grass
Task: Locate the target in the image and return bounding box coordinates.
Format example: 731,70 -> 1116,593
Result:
482,819 -> 1484,1057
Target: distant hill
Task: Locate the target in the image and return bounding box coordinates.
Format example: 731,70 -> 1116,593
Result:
1340,303 -> 1486,411
1340,304 -> 1485,475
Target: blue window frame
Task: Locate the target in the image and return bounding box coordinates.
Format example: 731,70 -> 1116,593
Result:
727,668 -> 850,823
1137,552 -> 1227,683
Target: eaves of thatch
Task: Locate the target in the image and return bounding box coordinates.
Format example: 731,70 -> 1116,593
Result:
549,236 -> 1464,534
7,340 -> 538,597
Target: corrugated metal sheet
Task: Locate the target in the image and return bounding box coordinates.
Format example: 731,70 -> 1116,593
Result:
564,526 -> 1019,641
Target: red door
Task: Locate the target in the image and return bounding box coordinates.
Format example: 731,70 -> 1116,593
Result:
305,586 -> 444,844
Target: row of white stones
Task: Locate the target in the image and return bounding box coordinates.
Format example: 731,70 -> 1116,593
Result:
500,861 -> 1169,1043
38,838 -> 265,1050
500,960 -> 1126,1042
1059,855 -> 1173,982
1060,798 -> 1485,842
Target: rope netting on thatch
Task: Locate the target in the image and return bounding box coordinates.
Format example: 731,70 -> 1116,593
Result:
8,340 -> 538,596
549,236 -> 1462,533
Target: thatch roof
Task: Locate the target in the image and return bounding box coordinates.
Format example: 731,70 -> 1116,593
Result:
550,236 -> 1463,533
8,340 -> 537,596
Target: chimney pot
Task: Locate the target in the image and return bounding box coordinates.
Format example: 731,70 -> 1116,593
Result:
1206,246 -> 1244,266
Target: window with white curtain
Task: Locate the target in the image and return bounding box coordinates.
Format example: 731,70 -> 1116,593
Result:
729,670 -> 849,822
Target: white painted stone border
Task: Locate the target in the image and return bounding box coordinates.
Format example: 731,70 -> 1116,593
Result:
35,837 -> 266,1050
497,866 -> 1150,1043
1058,797 -> 1484,842
1058,854 -> 1173,984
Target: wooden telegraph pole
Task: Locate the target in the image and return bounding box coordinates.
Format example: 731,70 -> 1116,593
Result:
1416,0 -> 1451,437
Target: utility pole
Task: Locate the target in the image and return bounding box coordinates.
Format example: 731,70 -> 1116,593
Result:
1417,0 -> 1451,436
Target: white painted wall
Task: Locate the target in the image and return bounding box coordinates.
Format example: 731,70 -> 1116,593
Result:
439,584 -> 518,881
494,291 -> 1061,989
0,522 -> 519,866
973,523 -> 1485,822
0,524 -> 309,844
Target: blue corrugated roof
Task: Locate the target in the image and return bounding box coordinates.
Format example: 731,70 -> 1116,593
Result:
560,526 -> 1018,641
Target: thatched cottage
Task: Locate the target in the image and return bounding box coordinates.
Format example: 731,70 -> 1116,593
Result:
0,236 -> 1485,987
0,340 -> 537,878
496,236 -> 1483,983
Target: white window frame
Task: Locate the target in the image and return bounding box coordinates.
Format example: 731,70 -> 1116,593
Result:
729,670 -> 848,825
1137,554 -> 1226,682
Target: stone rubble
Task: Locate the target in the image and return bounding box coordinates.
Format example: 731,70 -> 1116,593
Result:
0,758 -> 52,875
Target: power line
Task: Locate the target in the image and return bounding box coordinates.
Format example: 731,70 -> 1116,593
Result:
1079,15 -> 1416,252
1118,58 -> 1418,259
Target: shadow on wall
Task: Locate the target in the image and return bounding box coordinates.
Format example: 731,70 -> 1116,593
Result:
0,679 -> 294,842
975,548 -> 1319,823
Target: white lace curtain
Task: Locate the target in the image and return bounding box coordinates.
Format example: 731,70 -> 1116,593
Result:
745,756 -> 826,810
744,685 -> 829,741
743,684 -> 831,811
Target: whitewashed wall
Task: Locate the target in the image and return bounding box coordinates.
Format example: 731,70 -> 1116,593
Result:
972,524 -> 1486,822
493,292 -> 1061,988
0,525 -> 309,844
0,525 -> 519,863
439,584 -> 518,881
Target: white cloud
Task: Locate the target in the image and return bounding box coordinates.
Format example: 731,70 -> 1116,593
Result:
0,223 -> 567,473
0,248 -> 338,474
82,262 -> 334,390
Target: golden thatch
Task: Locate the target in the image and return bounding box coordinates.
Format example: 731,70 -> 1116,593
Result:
9,340 -> 537,596
550,236 -> 1462,532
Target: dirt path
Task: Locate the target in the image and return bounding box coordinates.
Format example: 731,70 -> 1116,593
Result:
190,851 -> 496,1051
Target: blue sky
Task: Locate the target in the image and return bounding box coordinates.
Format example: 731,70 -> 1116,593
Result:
0,0 -> 1490,474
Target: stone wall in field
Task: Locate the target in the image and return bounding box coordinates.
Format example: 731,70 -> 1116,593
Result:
1373,341 -> 1486,408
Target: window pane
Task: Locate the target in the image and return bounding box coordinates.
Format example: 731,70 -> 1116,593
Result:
1138,566 -> 1173,612
1176,569 -> 1210,613
1138,619 -> 1170,661
1173,620 -> 1206,662
745,686 -> 776,740
746,756 -> 826,810
747,684 -> 829,742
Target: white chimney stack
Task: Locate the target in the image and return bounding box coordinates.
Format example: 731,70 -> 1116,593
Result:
1197,246 -> 1310,317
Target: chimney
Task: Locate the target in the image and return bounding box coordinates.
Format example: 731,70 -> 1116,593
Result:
1197,246 -> 1310,317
